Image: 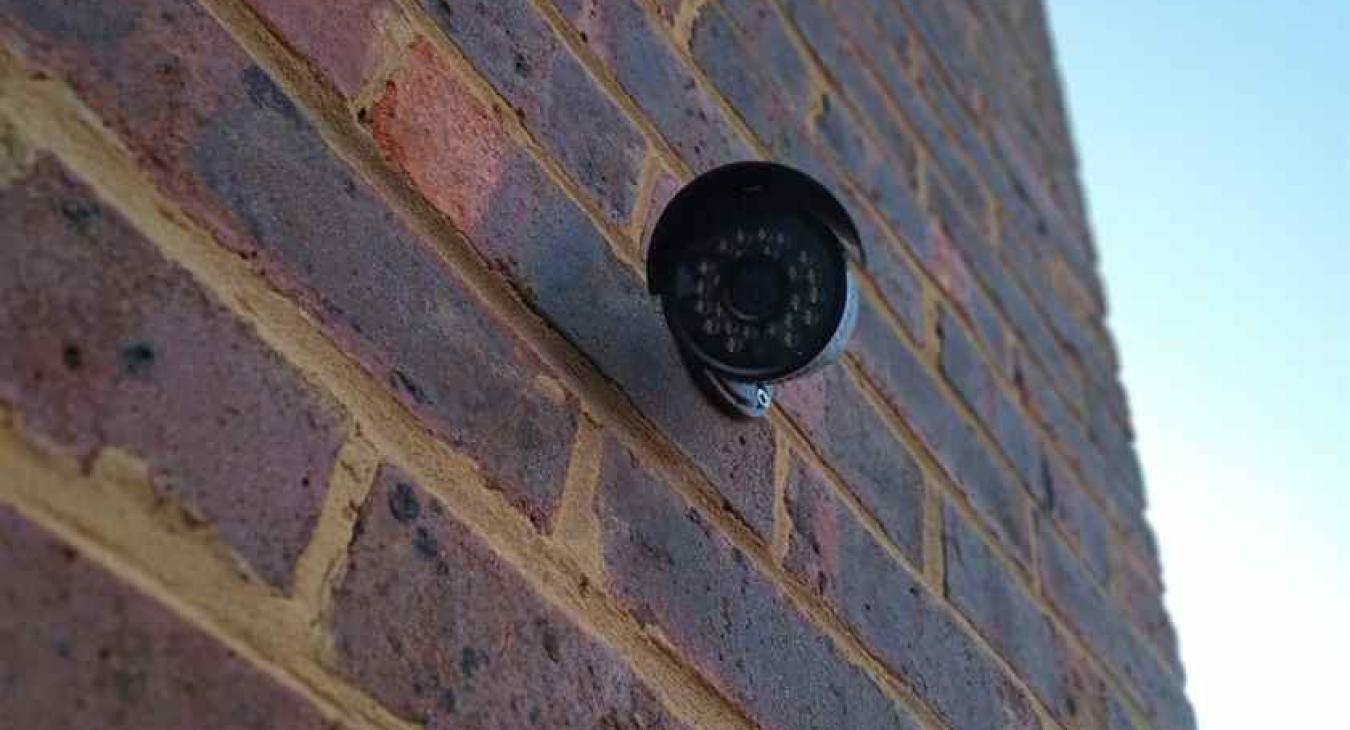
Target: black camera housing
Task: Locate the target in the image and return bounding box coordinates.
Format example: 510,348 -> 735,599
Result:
647,162 -> 864,417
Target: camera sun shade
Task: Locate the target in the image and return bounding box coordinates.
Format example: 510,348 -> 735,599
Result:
647,162 -> 866,418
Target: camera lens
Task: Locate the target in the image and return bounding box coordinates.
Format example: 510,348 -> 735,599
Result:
726,255 -> 786,322
664,211 -> 848,381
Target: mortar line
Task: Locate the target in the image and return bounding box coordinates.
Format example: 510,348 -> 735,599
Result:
839,355 -> 1035,583
770,426 -> 793,564
762,405 -> 1130,730
291,432 -> 381,654
922,480 -> 945,590
842,360 -> 1180,723
882,275 -> 1159,637
550,413 -> 607,584
625,148 -> 663,249
0,423 -> 420,730
847,335 -> 1185,685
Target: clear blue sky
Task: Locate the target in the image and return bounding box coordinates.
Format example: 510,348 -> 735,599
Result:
1044,1 -> 1350,727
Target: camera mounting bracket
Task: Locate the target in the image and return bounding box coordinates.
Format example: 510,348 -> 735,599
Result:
648,161 -> 864,421
677,345 -> 773,418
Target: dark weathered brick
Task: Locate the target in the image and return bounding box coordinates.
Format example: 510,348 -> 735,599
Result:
690,4 -> 808,165
777,367 -> 925,562
418,0 -> 646,224
959,219 -> 1052,384
715,0 -> 814,110
1087,379 -> 1136,475
1038,520 -> 1194,730
921,125 -> 986,229
2,0 -> 583,530
926,175 -> 1010,360
331,467 -> 691,729
0,155 -> 345,588
1108,692 -> 1143,730
778,0 -> 931,252
244,0 -> 394,96
938,309 -> 1039,491
1041,455 -> 1113,585
1019,353 -> 1127,526
850,301 -> 1032,563
367,38 -> 777,537
597,437 -> 922,730
814,91 -> 928,256
559,0 -> 755,171
785,462 -> 1039,730
833,0 -> 911,96
0,505 -> 338,729
867,240 -> 928,347
1118,558 -> 1182,673
943,504 -> 1106,728
925,210 -> 982,326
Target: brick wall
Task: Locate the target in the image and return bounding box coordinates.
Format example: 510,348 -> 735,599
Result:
0,1 -> 1193,729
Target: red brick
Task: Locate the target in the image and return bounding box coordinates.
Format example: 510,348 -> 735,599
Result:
943,503 -> 1107,728
369,36 -> 778,539
850,300 -> 1033,564
0,156 -> 345,588
329,466 -> 691,729
244,0 -> 394,97
2,1 -> 581,529
558,0 -> 756,172
777,367 -> 924,562
414,0 -> 646,224
784,460 -> 1039,730
0,505 -> 338,729
597,436 -> 922,730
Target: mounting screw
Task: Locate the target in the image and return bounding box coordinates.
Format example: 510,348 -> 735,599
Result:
755,386 -> 771,409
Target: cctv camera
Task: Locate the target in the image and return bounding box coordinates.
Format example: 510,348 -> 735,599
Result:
647,162 -> 865,418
